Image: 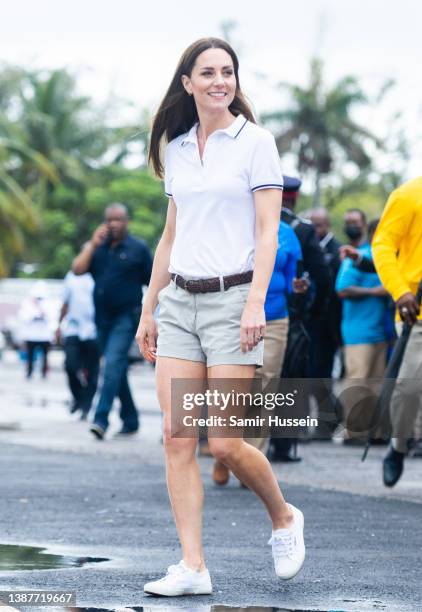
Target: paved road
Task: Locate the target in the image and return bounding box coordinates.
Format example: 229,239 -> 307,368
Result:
0,351 -> 421,611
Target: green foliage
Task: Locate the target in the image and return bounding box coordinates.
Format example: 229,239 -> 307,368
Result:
0,190 -> 38,276
324,188 -> 385,242
0,65 -> 156,278
296,174 -> 401,244
26,167 -> 166,277
262,58 -> 385,207
0,60 -> 410,278
85,167 -> 167,248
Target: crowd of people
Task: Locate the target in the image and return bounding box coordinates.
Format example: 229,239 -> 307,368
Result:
17,168 -> 421,477
19,161 -> 421,486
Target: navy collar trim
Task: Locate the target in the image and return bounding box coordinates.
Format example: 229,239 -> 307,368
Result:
180,114 -> 247,146
234,118 -> 248,138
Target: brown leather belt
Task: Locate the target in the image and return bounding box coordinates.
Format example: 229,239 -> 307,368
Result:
170,270 -> 253,293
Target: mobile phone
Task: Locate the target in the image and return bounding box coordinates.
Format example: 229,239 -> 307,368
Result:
100,225 -> 110,243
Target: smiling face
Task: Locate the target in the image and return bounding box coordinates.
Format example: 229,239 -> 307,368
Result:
181,47 -> 237,116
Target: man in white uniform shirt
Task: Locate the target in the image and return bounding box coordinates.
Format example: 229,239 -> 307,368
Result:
57,270 -> 99,419
19,282 -> 54,379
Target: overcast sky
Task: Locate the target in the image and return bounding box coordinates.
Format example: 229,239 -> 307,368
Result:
2,0 -> 421,178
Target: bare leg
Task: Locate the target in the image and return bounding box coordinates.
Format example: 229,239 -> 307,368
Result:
156,356 -> 207,570
208,364 -> 293,530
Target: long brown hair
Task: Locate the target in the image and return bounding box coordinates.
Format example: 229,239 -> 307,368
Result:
148,37 -> 256,178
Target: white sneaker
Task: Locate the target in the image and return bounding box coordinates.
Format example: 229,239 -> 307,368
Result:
269,503 -> 305,579
144,560 -> 212,596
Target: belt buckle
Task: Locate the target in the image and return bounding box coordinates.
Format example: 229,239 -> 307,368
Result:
185,279 -> 197,293
185,278 -> 216,293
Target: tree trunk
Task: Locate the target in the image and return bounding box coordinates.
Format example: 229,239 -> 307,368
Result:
312,169 -> 321,208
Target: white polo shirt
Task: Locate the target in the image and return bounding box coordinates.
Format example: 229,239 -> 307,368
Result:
164,114 -> 283,278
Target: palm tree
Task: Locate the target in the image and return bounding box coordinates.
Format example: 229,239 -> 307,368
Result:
0,186 -> 36,277
0,66 -> 148,276
5,69 -> 111,274
18,69 -> 147,182
262,58 -> 382,207
17,70 -> 108,190
0,68 -> 59,276
0,133 -> 58,276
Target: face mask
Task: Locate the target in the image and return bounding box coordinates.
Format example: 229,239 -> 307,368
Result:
344,225 -> 363,241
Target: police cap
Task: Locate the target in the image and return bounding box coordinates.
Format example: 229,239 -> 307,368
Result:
283,175 -> 302,194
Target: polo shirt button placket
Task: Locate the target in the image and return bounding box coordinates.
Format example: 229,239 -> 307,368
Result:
197,146 -> 206,191
198,133 -> 214,169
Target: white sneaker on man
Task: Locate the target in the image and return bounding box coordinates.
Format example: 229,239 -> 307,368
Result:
144,560 -> 212,596
269,503 -> 305,579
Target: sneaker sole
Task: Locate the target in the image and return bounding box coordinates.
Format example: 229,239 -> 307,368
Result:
276,549 -> 306,580
144,586 -> 212,596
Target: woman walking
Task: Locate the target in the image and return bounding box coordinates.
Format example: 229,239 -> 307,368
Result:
136,37 -> 305,596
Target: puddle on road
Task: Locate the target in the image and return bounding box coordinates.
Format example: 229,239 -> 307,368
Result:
0,544 -> 109,571
0,548 -> 386,612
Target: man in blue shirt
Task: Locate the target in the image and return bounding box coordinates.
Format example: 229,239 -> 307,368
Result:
336,212 -> 389,440
72,203 -> 152,439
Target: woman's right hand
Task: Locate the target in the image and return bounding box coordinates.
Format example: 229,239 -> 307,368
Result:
136,312 -> 158,363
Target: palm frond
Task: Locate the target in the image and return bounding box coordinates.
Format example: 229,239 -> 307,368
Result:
0,137 -> 59,182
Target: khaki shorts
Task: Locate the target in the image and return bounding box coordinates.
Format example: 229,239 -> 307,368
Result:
156,280 -> 263,367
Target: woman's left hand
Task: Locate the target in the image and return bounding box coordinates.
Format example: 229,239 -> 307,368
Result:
240,301 -> 266,352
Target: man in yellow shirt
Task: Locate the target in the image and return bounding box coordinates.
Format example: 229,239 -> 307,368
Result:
372,177 -> 422,487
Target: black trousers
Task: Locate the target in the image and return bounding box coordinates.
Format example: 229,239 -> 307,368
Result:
308,321 -> 343,436
309,325 -> 338,379
64,336 -> 100,413
269,320 -> 341,456
26,341 -> 50,378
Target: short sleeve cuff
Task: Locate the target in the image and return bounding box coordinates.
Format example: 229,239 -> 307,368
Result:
249,130 -> 283,193
251,183 -> 284,192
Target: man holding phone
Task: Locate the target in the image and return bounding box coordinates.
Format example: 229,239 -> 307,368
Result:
72,203 -> 153,439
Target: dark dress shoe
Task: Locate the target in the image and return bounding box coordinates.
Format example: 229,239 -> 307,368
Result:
266,440 -> 302,463
271,453 -> 302,463
266,448 -> 302,463
113,426 -> 139,437
383,447 -> 405,487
